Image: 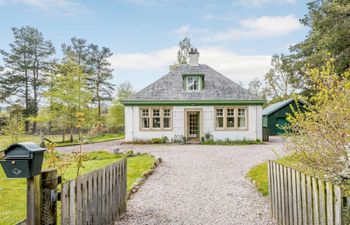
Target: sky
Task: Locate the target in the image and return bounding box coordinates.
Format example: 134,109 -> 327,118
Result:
0,0 -> 309,91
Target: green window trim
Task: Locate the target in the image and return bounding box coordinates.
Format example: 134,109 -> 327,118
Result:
182,74 -> 205,91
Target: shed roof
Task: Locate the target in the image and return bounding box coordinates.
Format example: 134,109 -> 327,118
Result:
263,98 -> 303,116
123,64 -> 265,105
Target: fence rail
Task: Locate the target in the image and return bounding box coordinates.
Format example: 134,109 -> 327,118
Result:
268,161 -> 349,225
61,158 -> 127,225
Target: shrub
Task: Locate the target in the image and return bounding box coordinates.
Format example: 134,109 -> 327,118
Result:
285,58 -> 350,188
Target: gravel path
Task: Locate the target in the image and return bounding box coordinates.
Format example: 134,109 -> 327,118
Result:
115,137 -> 284,225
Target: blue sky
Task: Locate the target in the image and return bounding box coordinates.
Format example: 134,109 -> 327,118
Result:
0,0 -> 309,91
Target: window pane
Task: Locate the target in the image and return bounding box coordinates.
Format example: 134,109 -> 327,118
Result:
227,108 -> 235,116
187,76 -> 200,90
216,108 -> 223,116
152,118 -> 161,128
153,109 -> 160,117
141,109 -> 149,116
238,117 -> 246,128
164,109 -> 170,117
227,117 -> 235,128
238,108 -> 246,116
142,118 -> 150,128
216,117 -> 224,128
163,117 -> 170,128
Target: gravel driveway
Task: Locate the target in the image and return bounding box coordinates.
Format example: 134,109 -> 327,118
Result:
115,137 -> 284,225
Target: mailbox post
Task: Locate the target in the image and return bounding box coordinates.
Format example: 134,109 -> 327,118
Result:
0,142 -> 47,225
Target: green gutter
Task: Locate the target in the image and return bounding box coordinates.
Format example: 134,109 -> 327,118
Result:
121,99 -> 267,106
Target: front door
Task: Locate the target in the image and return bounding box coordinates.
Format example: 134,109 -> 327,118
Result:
188,112 -> 200,139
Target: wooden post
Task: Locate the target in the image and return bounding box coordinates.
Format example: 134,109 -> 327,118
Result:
40,169 -> 58,225
27,175 -> 41,225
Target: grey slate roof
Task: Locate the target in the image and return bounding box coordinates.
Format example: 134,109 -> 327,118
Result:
128,64 -> 261,101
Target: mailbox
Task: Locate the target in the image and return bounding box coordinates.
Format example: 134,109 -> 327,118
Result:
0,142 -> 46,178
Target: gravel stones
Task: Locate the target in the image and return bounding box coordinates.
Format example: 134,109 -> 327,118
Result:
115,139 -> 284,225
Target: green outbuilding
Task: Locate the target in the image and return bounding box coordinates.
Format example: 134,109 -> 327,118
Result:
262,98 -> 304,136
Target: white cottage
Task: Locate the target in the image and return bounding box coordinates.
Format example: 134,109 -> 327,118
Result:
121,49 -> 266,142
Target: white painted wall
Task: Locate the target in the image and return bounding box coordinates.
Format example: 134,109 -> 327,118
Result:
124,105 -> 263,142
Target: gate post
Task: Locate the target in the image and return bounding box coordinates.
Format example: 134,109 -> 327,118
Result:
26,175 -> 41,225
40,169 -> 58,225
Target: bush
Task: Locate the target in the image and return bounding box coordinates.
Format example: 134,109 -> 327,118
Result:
285,58 -> 350,187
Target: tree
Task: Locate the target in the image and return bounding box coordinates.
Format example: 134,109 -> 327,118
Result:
106,103 -> 124,132
264,54 -> 296,99
169,37 -> 192,71
45,60 -> 92,142
116,81 -> 135,101
286,58 -> 350,193
87,44 -> 114,117
247,77 -> 265,98
0,26 -> 55,133
289,0 -> 350,90
62,37 -> 89,67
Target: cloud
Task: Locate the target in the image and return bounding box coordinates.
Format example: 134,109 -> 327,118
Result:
171,25 -> 209,37
208,15 -> 302,41
0,0 -> 89,16
110,46 -> 271,87
235,0 -> 296,7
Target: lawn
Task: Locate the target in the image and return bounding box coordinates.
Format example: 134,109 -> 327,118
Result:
0,151 -> 155,225
0,133 -> 124,150
247,155 -> 308,196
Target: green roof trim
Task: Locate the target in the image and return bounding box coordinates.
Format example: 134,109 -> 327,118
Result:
121,99 -> 266,106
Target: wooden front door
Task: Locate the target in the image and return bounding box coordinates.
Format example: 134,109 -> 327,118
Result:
187,112 -> 200,139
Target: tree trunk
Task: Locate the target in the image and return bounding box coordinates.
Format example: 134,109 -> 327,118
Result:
62,128 -> 65,143
70,127 -> 74,143
24,68 -> 29,133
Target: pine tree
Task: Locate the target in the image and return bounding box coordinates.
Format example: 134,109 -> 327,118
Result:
0,26 -> 55,133
87,44 -> 114,117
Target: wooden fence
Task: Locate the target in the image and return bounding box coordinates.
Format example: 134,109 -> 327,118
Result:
268,161 -> 349,225
60,158 -> 127,225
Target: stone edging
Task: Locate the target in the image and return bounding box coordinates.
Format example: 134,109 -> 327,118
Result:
127,154 -> 162,199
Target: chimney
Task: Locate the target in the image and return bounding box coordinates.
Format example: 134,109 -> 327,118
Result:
188,48 -> 199,66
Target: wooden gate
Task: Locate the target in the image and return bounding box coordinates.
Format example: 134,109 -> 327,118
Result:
60,158 -> 127,225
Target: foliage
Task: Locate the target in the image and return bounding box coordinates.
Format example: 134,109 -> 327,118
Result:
45,143 -> 72,180
128,136 -> 169,144
86,44 -> 114,117
45,60 -> 92,142
247,77 -> 266,98
106,103 -> 124,131
0,26 -> 55,133
285,58 -> 350,188
169,37 -> 192,71
201,138 -> 262,145
1,116 -> 24,145
264,54 -> 296,99
290,0 -> 350,91
116,81 -> 135,101
200,132 -> 261,145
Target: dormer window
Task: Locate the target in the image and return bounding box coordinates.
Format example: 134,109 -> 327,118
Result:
187,76 -> 200,90
183,75 -> 204,91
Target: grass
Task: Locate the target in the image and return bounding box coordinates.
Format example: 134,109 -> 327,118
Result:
247,162 -> 269,196
0,133 -> 124,150
0,151 -> 155,225
246,154 -> 307,196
